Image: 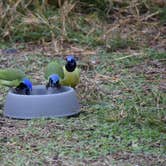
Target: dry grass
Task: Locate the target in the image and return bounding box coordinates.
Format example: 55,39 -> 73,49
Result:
0,0 -> 165,51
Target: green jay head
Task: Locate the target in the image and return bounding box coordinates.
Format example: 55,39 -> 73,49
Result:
15,78 -> 32,95
65,55 -> 76,72
46,74 -> 60,89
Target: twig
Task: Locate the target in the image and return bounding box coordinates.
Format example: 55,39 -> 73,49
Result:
141,11 -> 160,21
153,32 -> 161,41
114,55 -> 136,61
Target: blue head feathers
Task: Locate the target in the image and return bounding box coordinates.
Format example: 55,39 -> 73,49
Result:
66,55 -> 75,62
22,78 -> 32,91
49,74 -> 60,83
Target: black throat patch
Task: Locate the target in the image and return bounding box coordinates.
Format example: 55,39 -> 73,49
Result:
65,61 -> 76,72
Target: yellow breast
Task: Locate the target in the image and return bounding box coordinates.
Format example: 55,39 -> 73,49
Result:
61,66 -> 80,88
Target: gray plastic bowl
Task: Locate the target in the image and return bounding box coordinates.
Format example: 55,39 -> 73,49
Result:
4,85 -> 80,119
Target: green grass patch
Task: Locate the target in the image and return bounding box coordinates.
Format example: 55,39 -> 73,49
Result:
0,49 -> 166,164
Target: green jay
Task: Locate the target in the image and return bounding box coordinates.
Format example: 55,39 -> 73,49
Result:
61,55 -> 80,88
0,69 -> 32,95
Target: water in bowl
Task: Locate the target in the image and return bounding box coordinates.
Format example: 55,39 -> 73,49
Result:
12,86 -> 70,95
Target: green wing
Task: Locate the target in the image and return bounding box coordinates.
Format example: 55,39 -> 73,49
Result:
0,69 -> 26,81
45,61 -> 64,79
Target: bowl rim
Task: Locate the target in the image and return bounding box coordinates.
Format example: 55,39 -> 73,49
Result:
8,85 -> 74,97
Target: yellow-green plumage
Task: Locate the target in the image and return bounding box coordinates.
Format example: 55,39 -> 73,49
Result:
45,61 -> 64,80
61,66 -> 80,88
0,69 -> 26,87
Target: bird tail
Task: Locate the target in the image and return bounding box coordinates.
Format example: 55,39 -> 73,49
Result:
0,80 -> 19,87
0,69 -> 25,81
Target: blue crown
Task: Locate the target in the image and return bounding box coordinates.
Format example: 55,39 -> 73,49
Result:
49,74 -> 60,83
22,78 -> 32,90
66,55 -> 75,62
